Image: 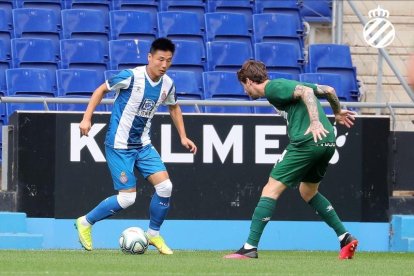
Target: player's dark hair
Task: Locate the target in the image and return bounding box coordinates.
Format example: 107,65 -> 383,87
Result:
237,60 -> 268,84
150,37 -> 175,55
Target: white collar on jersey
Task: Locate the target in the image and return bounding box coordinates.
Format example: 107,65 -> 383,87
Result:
144,66 -> 163,87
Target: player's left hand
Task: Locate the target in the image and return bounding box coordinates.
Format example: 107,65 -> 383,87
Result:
181,137 -> 197,154
305,121 -> 329,143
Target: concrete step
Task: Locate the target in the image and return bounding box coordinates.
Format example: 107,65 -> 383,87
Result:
390,215 -> 414,251
0,233 -> 43,249
0,212 -> 27,233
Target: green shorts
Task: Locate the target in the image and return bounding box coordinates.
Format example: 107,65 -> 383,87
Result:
270,144 -> 335,188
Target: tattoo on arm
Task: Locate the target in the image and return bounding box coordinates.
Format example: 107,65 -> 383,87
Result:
317,85 -> 341,114
294,85 -> 319,122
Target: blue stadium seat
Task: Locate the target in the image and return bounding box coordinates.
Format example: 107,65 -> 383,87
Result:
0,0 -> 14,10
206,41 -> 253,71
11,38 -> 60,71
60,39 -> 109,72
159,0 -> 205,25
61,9 -> 109,42
202,71 -> 246,99
268,71 -> 298,81
307,44 -> 359,101
157,11 -> 204,44
109,10 -> 157,41
301,0 -> 332,23
308,44 -> 353,72
64,0 -> 110,12
0,39 -> 10,95
254,42 -> 303,74
12,8 -> 61,42
206,0 -> 253,30
254,0 -> 303,31
109,39 -> 151,70
168,70 -> 203,99
56,69 -> 104,97
169,40 -> 205,85
202,71 -> 251,113
0,9 -> 12,41
111,0 -> 159,14
254,0 -> 302,13
204,12 -> 251,45
15,0 -> 63,14
5,68 -> 56,96
253,13 -> 304,55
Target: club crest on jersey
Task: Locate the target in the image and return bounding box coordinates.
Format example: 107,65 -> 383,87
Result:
137,99 -> 155,118
119,172 -> 128,184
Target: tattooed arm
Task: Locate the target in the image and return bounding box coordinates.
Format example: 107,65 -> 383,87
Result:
316,85 -> 357,128
293,85 -> 329,142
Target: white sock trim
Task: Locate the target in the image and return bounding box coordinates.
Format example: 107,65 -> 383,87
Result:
117,192 -> 136,209
338,232 -> 348,241
154,179 -> 173,197
244,243 -> 256,249
80,216 -> 91,227
147,228 -> 159,237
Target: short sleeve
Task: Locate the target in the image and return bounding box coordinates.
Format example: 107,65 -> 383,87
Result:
163,85 -> 177,105
106,70 -> 133,92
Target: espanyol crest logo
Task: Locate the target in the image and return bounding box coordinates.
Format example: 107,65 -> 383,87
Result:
363,6 -> 395,49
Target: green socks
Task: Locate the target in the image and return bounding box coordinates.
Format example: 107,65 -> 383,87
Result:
308,193 -> 347,236
246,197 -> 277,247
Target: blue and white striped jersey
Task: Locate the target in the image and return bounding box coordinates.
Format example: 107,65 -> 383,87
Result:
104,66 -> 176,149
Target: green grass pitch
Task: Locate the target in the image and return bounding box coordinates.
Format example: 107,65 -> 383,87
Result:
1,250 -> 413,275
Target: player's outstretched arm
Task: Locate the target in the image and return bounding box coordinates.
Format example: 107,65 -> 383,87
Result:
294,85 -> 329,142
316,85 -> 356,128
315,85 -> 341,114
79,83 -> 109,136
168,104 -> 197,154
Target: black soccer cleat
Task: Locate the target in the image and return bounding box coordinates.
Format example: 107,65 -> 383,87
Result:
224,247 -> 258,259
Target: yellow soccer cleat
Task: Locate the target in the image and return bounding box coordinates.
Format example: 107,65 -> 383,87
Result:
74,216 -> 93,251
148,234 -> 173,255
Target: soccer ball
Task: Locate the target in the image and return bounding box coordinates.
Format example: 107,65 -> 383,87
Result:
119,227 -> 149,254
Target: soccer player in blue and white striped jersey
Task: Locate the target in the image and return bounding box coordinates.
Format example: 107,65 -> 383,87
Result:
75,38 -> 197,254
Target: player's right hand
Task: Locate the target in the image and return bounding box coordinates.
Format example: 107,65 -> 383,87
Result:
79,119 -> 92,136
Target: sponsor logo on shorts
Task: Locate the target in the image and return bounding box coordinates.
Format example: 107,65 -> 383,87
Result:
261,217 -> 271,222
120,172 -> 128,184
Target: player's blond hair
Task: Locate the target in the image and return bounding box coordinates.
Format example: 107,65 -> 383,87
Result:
237,60 -> 268,84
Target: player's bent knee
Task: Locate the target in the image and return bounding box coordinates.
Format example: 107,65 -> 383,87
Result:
117,192 -> 136,209
155,179 -> 173,197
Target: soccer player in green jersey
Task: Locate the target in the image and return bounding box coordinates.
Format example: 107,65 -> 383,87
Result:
224,60 -> 358,260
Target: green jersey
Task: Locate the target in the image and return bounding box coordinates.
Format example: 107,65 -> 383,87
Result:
265,78 -> 335,147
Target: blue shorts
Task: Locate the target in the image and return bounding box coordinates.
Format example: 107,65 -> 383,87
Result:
105,145 -> 167,191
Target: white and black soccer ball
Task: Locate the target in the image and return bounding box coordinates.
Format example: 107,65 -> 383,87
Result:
119,227 -> 149,254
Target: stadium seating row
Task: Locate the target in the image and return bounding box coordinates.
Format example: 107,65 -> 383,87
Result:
2,67 -> 354,115
0,0 -> 332,23
0,38 -> 358,97
1,9 -> 306,53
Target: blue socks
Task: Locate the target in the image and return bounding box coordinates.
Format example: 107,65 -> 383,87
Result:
149,192 -> 170,231
84,192 -> 170,230
86,195 -> 123,225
